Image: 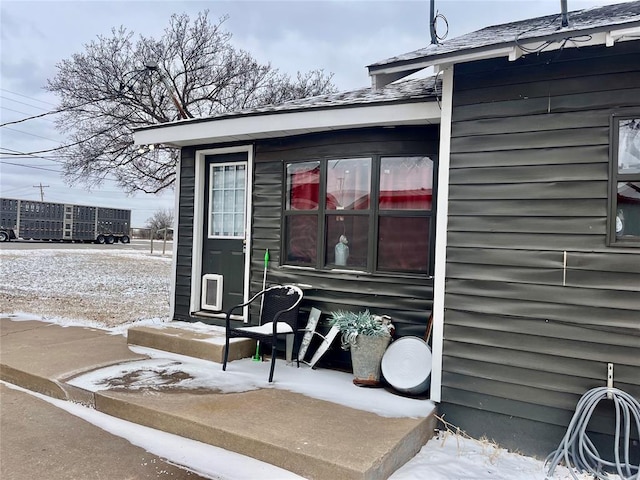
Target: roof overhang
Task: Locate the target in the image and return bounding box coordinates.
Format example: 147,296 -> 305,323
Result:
135,101 -> 441,148
369,23 -> 640,87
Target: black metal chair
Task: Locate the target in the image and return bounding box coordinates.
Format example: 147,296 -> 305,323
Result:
222,284 -> 303,382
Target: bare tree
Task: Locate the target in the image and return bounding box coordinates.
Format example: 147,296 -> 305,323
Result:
46,11 -> 337,195
146,208 -> 174,238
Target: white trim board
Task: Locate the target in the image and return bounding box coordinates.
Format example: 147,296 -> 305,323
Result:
430,65 -> 454,404
135,102 -> 441,147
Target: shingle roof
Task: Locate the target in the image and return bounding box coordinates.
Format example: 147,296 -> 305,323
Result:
137,75 -> 439,132
369,1 -> 640,72
205,75 -> 439,120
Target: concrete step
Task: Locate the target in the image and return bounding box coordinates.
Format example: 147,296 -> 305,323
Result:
96,387 -> 436,480
127,322 -> 256,363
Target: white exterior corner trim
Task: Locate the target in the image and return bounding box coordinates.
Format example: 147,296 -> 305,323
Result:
430,65 -> 454,403
135,102 -> 441,147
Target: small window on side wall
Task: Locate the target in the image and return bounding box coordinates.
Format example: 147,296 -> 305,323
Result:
610,114 -> 640,246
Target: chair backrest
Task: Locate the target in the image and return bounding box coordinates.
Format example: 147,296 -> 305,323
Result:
260,285 -> 303,330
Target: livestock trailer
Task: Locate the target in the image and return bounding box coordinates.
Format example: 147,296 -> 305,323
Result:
0,198 -> 131,244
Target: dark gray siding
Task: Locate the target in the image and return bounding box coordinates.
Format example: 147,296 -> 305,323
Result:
441,42 -> 640,456
252,127 -> 439,341
173,127 -> 440,341
173,148 -> 196,321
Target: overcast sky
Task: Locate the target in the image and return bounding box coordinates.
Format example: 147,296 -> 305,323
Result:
0,0 -> 632,227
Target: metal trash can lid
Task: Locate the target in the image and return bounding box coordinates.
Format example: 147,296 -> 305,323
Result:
381,336 -> 432,394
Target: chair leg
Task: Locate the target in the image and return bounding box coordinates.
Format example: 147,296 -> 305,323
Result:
268,342 -> 277,383
222,335 -> 230,371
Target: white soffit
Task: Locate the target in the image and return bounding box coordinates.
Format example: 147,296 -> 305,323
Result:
135,101 -> 441,147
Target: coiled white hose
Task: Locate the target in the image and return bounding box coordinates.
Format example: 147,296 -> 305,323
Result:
546,386 -> 640,480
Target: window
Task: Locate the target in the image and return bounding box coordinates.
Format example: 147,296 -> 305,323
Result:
208,163 -> 246,238
284,155 -> 435,274
610,114 -> 640,245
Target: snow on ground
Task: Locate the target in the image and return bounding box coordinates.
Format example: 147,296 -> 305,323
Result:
67,342 -> 435,419
0,247 -> 172,326
0,247 -> 605,479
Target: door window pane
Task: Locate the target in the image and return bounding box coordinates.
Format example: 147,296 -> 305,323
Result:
287,162 -> 320,210
209,163 -> 246,237
327,158 -> 371,210
379,157 -> 433,210
377,216 -> 429,272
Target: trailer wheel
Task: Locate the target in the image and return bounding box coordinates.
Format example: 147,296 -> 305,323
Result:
0,231 -> 9,242
120,235 -> 130,244
96,235 -> 106,244
105,235 -> 115,244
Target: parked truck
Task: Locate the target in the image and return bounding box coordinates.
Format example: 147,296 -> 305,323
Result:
0,198 -> 131,244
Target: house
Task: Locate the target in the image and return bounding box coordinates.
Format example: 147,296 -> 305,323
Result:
135,1 -> 640,458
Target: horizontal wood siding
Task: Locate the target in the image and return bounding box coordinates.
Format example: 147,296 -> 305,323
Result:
442,41 -> 640,450
173,147 -> 197,321
252,127 -> 439,343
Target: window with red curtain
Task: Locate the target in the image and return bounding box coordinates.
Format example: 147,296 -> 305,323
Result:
283,155 -> 435,273
286,161 -> 320,210
285,161 -> 320,265
377,156 -> 433,272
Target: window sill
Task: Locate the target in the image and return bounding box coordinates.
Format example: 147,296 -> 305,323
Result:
279,264 -> 433,280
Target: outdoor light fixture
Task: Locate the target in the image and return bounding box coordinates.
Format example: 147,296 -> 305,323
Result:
137,144 -> 156,154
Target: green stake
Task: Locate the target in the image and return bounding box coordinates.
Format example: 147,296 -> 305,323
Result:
253,248 -> 270,361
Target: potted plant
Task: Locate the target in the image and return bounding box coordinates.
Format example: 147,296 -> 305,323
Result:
329,309 -> 394,386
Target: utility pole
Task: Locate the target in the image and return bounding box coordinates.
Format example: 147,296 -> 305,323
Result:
33,183 -> 49,201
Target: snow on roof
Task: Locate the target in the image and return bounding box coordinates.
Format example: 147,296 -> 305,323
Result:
136,75 -> 439,133
368,1 -> 640,72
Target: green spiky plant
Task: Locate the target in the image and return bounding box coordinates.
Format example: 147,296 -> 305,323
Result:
329,310 -> 393,350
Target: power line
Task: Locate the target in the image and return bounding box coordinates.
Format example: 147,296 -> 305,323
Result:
0,125 -> 112,155
0,158 -> 131,188
1,105 -> 57,123
0,147 -> 68,163
0,160 -> 64,174
2,126 -> 62,143
0,95 -> 52,111
0,88 -> 57,106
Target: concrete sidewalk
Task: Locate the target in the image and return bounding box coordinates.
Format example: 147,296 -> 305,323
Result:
1,383 -> 213,480
0,317 -> 436,480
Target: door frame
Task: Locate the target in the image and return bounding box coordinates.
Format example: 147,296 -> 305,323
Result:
189,145 -> 254,322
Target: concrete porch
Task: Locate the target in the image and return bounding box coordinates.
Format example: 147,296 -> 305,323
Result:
0,318 -> 436,480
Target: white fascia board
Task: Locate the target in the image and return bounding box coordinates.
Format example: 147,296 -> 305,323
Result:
606,25 -> 640,46
432,32 -> 613,69
371,25 -> 640,81
370,46 -> 515,78
135,102 -> 441,147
